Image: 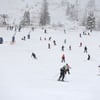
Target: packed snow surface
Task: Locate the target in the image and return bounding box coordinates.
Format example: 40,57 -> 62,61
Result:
0,26 -> 100,100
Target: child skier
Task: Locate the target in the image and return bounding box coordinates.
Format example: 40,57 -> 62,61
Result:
65,63 -> 71,75
61,54 -> 65,63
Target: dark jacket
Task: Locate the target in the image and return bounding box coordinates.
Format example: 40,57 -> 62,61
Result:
60,67 -> 67,75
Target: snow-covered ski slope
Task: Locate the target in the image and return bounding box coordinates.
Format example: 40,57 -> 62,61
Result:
0,0 -> 100,99
0,26 -> 100,100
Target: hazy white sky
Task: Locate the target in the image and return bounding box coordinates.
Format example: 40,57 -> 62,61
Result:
70,0 -> 100,9
0,0 -> 99,13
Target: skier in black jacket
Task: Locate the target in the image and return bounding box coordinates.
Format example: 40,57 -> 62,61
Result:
58,64 -> 71,81
84,46 -> 88,53
87,54 -> 90,60
31,52 -> 37,59
58,66 -> 66,81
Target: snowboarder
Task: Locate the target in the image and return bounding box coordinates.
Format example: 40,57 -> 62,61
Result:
61,54 -> 65,63
31,52 -> 37,59
58,63 -> 71,81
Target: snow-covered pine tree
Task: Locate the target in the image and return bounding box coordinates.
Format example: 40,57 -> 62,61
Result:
40,0 -> 50,26
86,12 -> 95,32
96,17 -> 100,31
82,0 -> 96,29
24,11 -> 30,25
0,14 -> 8,25
20,10 -> 30,26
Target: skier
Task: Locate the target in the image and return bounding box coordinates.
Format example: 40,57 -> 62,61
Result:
40,37 -> 42,40
18,25 -> 21,32
83,31 -> 86,35
32,27 -> 34,31
87,54 -> 90,60
79,33 -> 82,38
49,37 -> 52,41
58,65 -> 67,81
98,65 -> 100,74
61,45 -> 64,51
0,37 -> 3,44
58,63 -> 71,81
27,34 -> 30,39
44,29 -> 47,33
31,52 -> 37,59
65,63 -> 71,75
48,43 -> 51,49
84,46 -> 88,53
53,40 -> 56,46
80,42 -> 82,47
61,54 -> 65,63
69,45 -> 71,50
64,39 -> 66,44
88,32 -> 90,35
64,29 -> 66,33
12,35 -> 15,43
21,36 -> 26,40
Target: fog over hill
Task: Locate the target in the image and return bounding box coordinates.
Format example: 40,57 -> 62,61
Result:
0,0 -> 100,26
